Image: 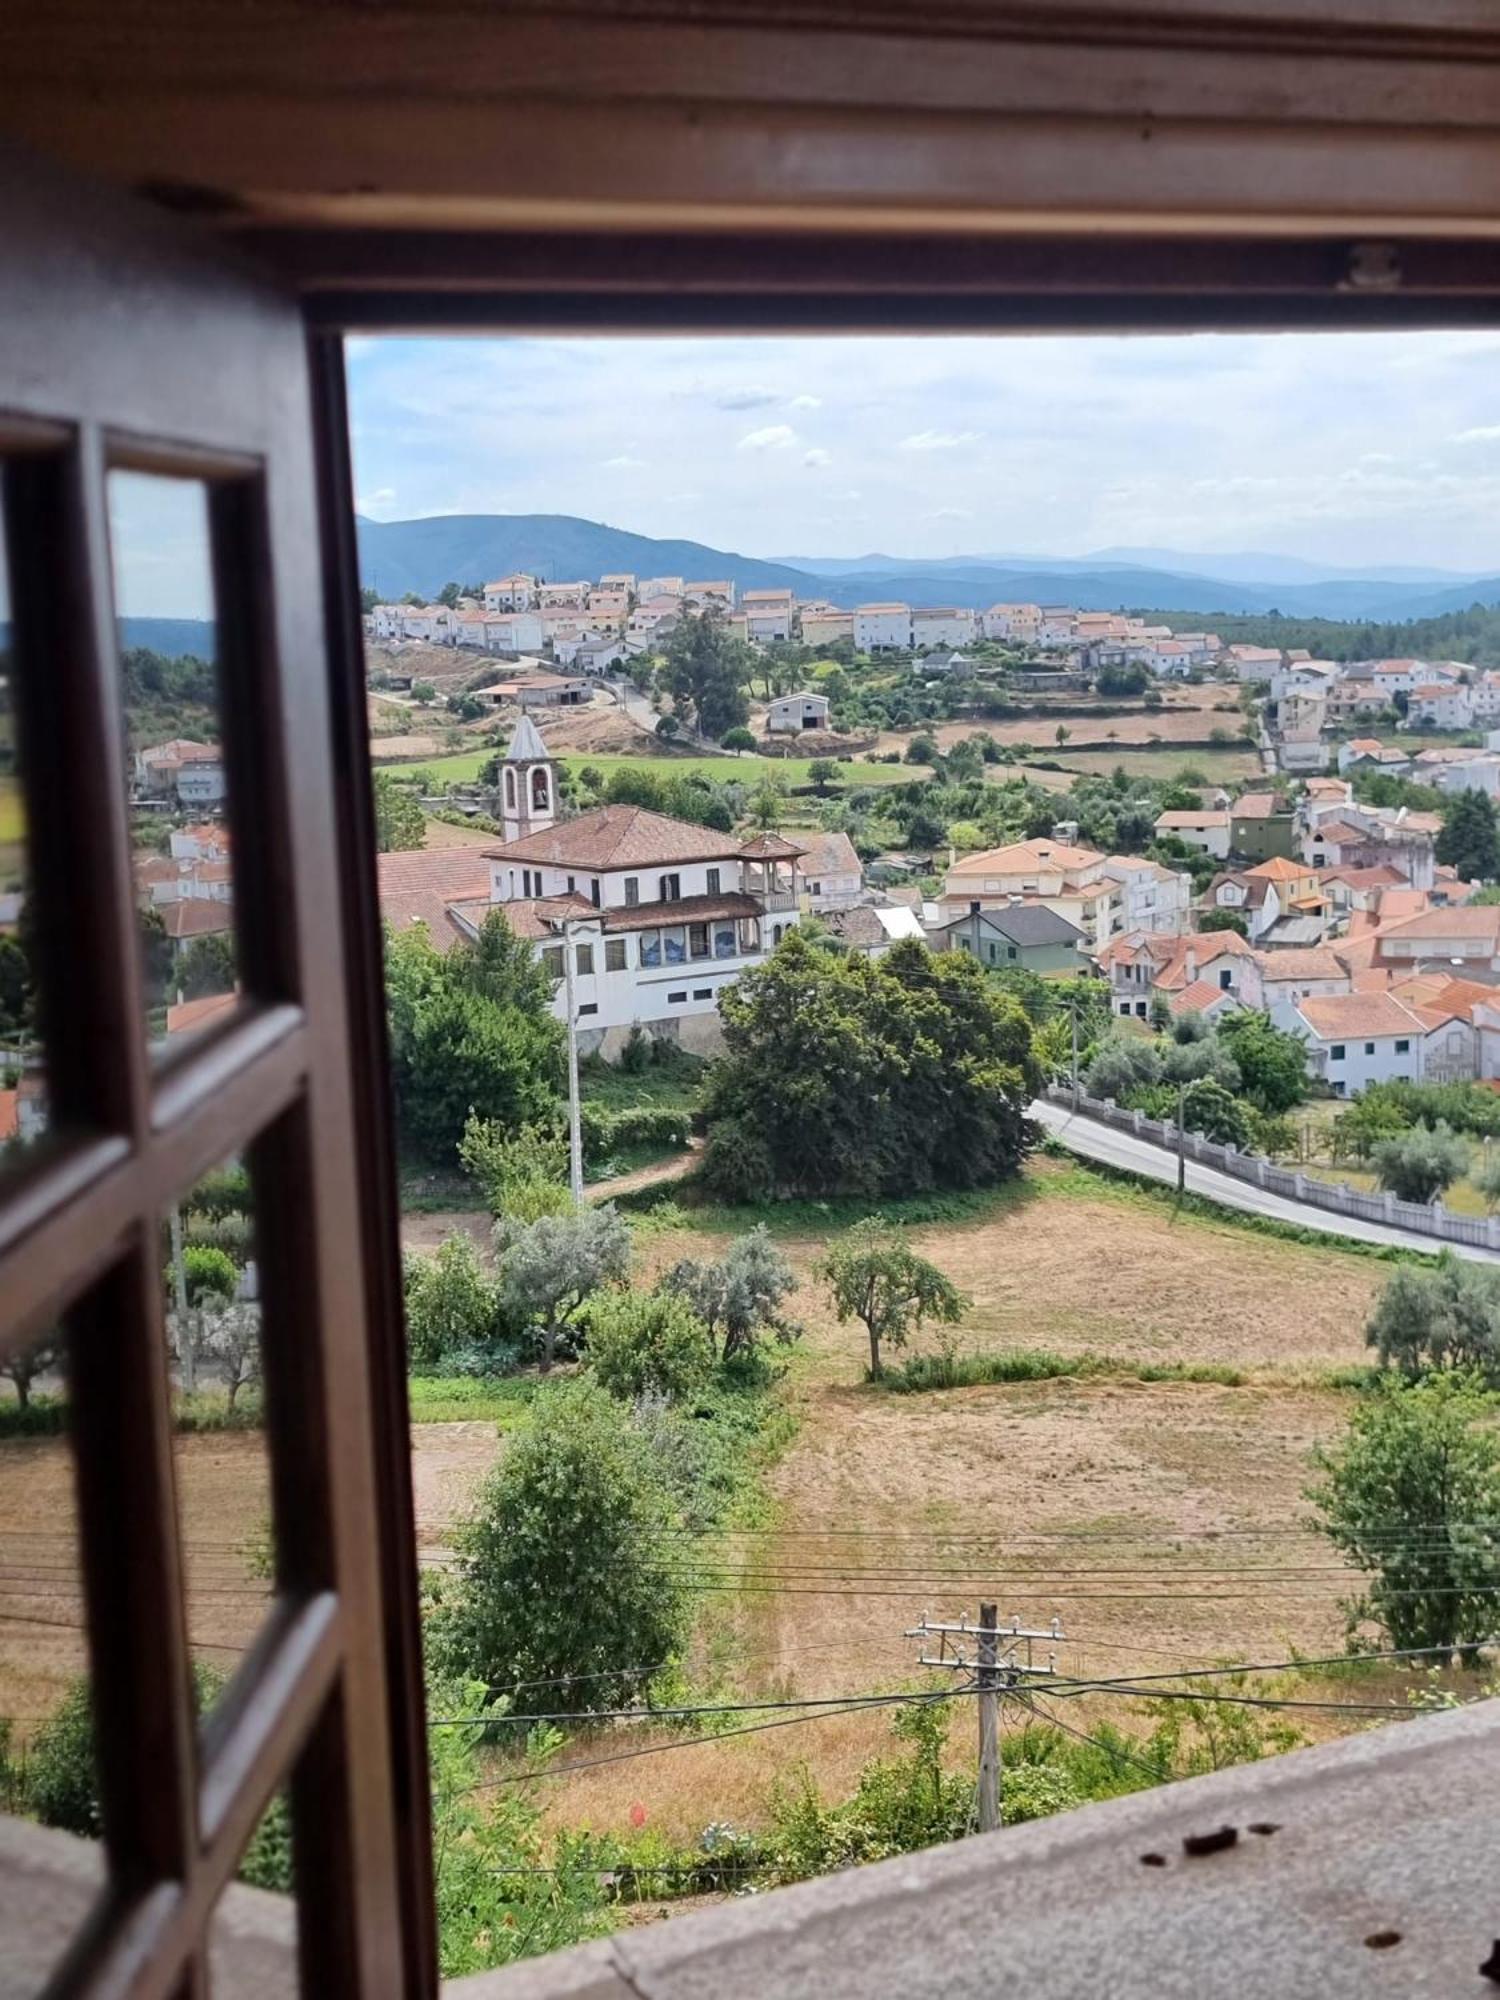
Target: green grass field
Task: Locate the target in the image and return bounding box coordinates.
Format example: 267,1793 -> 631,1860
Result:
375,745 -> 920,790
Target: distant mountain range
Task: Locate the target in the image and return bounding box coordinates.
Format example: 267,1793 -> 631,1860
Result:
356,512 -> 1500,625
120,617 -> 217,659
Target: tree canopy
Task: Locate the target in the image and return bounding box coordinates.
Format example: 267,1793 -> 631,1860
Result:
701,934 -> 1040,1201
373,770 -> 426,852
664,608 -> 751,741
820,1218 -> 966,1379
384,913 -> 564,1164
432,1377 -> 692,1716
1436,788 -> 1500,883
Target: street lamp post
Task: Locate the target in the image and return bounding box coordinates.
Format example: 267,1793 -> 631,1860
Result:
556,916 -> 585,1206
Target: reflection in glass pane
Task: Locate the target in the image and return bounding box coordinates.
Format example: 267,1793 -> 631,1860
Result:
164,1154 -> 273,1714
0,1326 -> 102,1958
0,484 -> 49,1169
107,472 -> 239,1060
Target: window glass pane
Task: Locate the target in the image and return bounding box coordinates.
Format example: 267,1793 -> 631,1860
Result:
107,473 -> 238,1062
0,1325 -> 104,1972
640,932 -> 661,968
164,1154 -> 272,1723
0,493 -> 49,1171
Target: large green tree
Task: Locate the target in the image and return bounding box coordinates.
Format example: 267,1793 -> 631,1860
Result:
701,934 -> 1040,1201
1436,787 -> 1500,883
373,770 -> 426,852
1308,1375 -> 1500,1662
1216,1009 -> 1309,1114
432,1377 -> 693,1715
384,916 -> 563,1164
664,608 -> 751,740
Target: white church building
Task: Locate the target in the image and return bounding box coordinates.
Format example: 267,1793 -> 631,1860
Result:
447,717 -> 805,1054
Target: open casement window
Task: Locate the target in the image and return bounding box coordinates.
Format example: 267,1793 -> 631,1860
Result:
0,161 -> 433,1993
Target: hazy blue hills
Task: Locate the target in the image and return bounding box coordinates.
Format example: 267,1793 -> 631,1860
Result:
354,512 -> 1500,625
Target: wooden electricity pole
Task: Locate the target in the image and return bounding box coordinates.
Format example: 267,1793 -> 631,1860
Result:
976,1602 -> 1001,1833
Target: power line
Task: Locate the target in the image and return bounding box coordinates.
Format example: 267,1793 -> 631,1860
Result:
430,1687 -> 947,1729
462,1685 -> 970,1795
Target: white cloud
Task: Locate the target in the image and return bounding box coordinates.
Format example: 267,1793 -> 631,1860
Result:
356,486 -> 397,515
716,385 -> 778,410
603,455 -> 647,469
737,424 -> 798,451
899,429 -> 981,451
928,506 -> 973,520
789,394 -> 823,411
803,448 -> 831,468
1453,425 -> 1500,444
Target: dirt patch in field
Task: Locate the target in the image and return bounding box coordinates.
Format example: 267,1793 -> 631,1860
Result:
533,705 -> 654,755
369,730 -> 446,761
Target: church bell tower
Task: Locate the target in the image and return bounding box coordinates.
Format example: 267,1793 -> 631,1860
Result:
499,713 -> 557,842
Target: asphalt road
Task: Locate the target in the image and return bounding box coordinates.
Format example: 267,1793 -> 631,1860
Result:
1032,1097 -> 1500,1264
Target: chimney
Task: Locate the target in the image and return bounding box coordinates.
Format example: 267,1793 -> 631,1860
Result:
1185,946 -> 1198,983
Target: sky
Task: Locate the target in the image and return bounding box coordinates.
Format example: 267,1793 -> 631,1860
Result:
103,331 -> 1500,617
344,329 -> 1500,576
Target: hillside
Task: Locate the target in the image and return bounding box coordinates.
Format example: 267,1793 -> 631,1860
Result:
356,512 -> 1500,622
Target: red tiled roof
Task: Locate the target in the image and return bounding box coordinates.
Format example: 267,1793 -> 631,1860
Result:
376,847 -> 491,947
485,806 -> 747,870
166,991 -> 237,1036
1295,992 -> 1425,1039
161,898 -> 232,940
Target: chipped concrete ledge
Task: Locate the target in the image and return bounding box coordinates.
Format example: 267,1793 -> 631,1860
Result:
446,1697 -> 1500,2000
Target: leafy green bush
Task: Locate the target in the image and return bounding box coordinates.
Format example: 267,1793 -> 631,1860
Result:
459,1115 -> 570,1223
496,1205 -> 632,1371
404,1235 -> 501,1369
181,1165 -> 251,1220
585,1290 -> 712,1402
1084,1034 -> 1162,1101
1308,1373 -> 1500,1661
430,1378 -> 692,1717
176,1244 -> 239,1305
658,1226 -> 798,1372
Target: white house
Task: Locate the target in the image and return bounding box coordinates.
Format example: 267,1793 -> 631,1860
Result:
1100,854 -> 1193,934
793,829 -> 864,910
483,574 -> 538,612
478,611 -> 545,654
638,576 -> 684,602
684,580 -> 736,609
1253,946 -> 1352,1029
537,580 -> 591,609
1292,992 -> 1426,1096
1152,809 -> 1231,861
453,720 -> 805,1055
1227,644 -> 1282,683
765,690 -> 830,735
1405,682 -> 1474,730
940,837 -> 1120,946
983,603 -> 1042,642
741,589 -> 795,642
135,738 -> 227,806
911,607 -> 978,649
854,603 -> 913,652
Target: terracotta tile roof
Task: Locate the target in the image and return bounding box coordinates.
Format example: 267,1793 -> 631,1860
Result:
376,847 -> 491,947
947,838 -> 1103,877
1390,974 -> 1500,1027
738,832 -> 808,861
166,991 -> 237,1036
484,805 -> 746,870
1244,856 -> 1309,882
161,897 -> 232,940
446,893 -> 594,941
1373,888 -> 1432,923
1379,906 -> 1500,943
1169,979 -> 1236,1016
1320,865 -> 1407,889
793,830 -> 863,879
0,1090 -> 16,1142
1253,947 -> 1348,982
455,892 -> 764,940
1231,793 -> 1283,819
601,892 -> 761,934
1295,992 -> 1425,1039
1154,811 -> 1229,829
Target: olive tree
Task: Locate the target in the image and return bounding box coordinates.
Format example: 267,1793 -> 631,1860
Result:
1371,1122 -> 1471,1205
496,1204 -> 631,1371
658,1225 -> 798,1369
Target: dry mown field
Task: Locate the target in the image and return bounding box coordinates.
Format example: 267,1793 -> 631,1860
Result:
0,1163 -> 1407,1849
535,1166 -> 1398,1841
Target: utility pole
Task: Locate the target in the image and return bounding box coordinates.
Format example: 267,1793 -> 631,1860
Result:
1176,1078 -> 1187,1196
557,916 -> 585,1205
976,1602 -> 1001,1833
908,1612 -> 1063,1836
169,1203 -> 195,1394
1070,1004 -> 1080,1108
